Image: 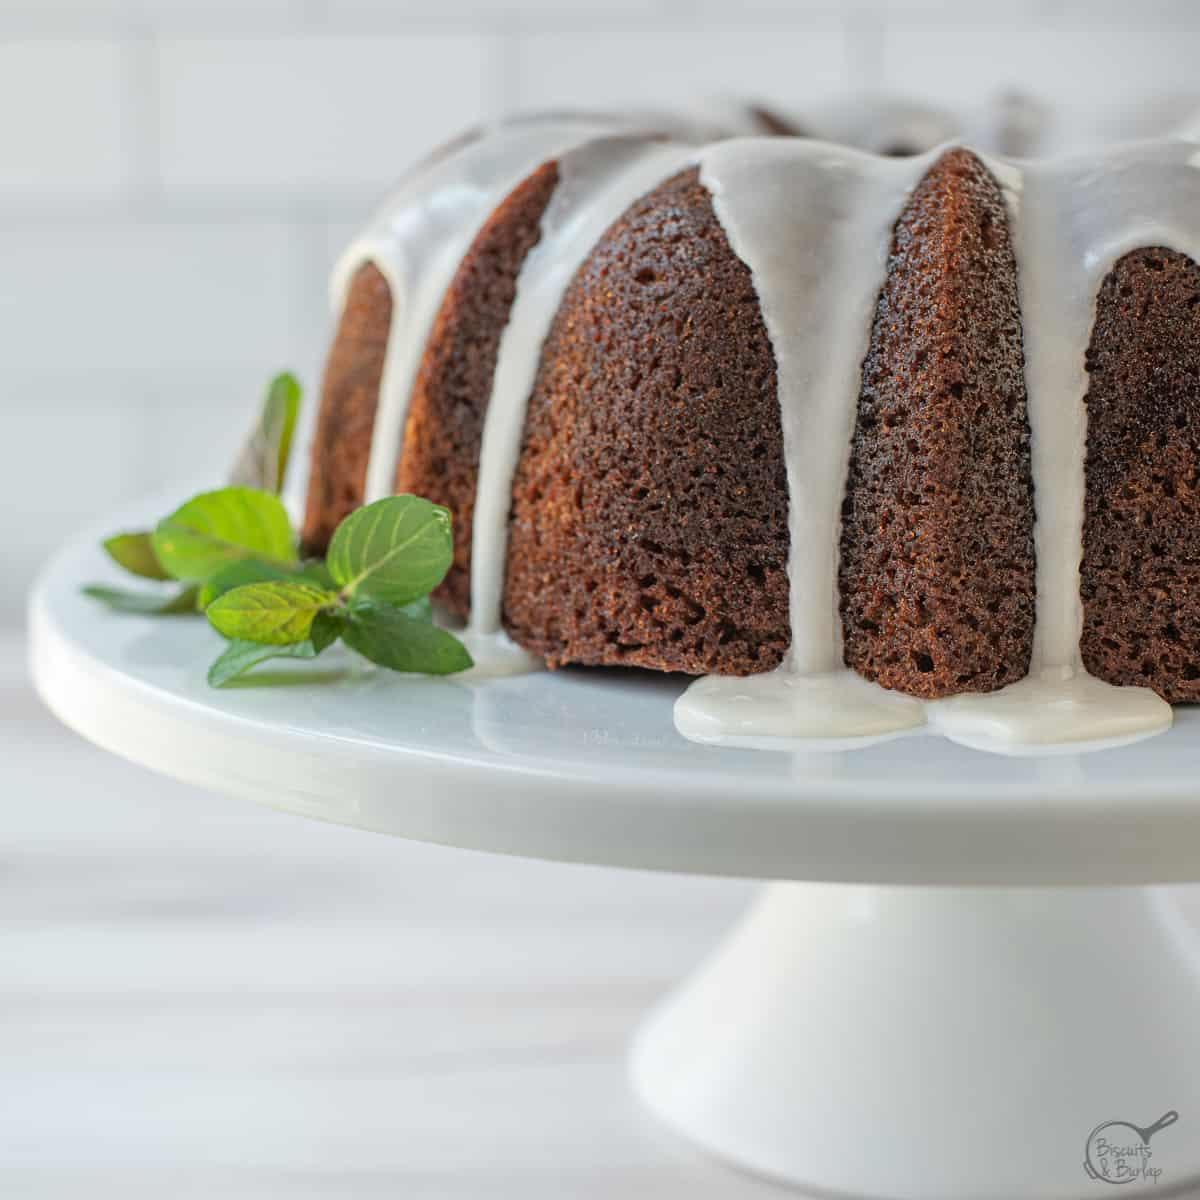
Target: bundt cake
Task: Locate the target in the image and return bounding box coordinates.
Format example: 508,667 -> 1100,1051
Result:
298,114 -> 1200,754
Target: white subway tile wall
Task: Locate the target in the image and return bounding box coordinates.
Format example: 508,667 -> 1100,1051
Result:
158,35 -> 490,197
0,41 -> 127,197
3,0 -> 1199,624
507,30 -> 848,114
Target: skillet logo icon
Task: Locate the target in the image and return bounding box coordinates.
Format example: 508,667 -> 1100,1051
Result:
1084,1111 -> 1179,1185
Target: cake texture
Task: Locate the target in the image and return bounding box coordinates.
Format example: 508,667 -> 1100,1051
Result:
297,113 -> 1200,751
1081,247 -> 1200,701
504,167 -> 790,675
839,148 -> 1036,699
302,261 -> 392,552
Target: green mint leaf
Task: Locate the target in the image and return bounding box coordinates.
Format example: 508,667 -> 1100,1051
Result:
398,595 -> 433,623
342,600 -> 472,676
230,372 -> 303,494
207,638 -> 319,688
102,531 -> 170,580
153,487 -> 297,583
83,584 -> 199,615
310,610 -> 343,654
198,558 -> 300,609
326,495 -> 452,606
207,580 -> 339,645
297,560 -> 337,590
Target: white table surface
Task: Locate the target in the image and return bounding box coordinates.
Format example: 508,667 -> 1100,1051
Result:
0,631 -> 793,1199
8,626 -> 1200,1199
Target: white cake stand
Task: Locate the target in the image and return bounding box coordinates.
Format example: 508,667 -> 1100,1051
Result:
29,517 -> 1200,1200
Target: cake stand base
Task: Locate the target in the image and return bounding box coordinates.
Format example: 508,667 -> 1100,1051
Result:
631,882 -> 1200,1198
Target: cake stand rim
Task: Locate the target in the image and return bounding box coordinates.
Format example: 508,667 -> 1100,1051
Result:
27,504 -> 1200,886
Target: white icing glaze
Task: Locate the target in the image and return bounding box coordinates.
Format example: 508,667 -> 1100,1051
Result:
467,137 -> 699,672
928,672 -> 1171,756
324,121 -> 1200,755
676,140 -> 932,745
333,120 -> 615,504
701,140 -> 926,675
804,95 -> 962,157
454,627 -> 543,680
675,668 -> 924,751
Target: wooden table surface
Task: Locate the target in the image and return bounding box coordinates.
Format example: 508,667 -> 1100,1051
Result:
8,631 -> 1200,1199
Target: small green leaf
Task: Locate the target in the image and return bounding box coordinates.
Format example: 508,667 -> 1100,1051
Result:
207,638 -> 318,687
103,532 -> 170,580
326,495 -> 452,606
207,581 -> 339,645
342,601 -> 472,676
297,560 -> 337,590
398,595 -> 433,623
198,558 -> 299,609
310,610 -> 342,654
153,487 -> 297,583
230,372 -> 303,494
83,584 -> 199,615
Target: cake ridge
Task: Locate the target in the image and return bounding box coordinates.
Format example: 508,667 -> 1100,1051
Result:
467,135 -> 700,662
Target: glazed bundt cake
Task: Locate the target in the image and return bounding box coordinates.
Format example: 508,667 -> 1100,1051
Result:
299,114 -> 1200,753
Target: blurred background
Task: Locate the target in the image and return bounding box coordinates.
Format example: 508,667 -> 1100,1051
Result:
4,0 -> 1200,621
5,1 -> 1200,1196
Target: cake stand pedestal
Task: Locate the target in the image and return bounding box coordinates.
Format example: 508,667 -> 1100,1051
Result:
632,883 -> 1198,1197
29,513 -> 1200,1200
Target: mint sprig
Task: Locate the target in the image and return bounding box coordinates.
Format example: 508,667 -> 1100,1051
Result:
198,558 -> 301,608
208,580 -> 339,645
88,372 -> 304,613
83,584 -> 200,615
230,372 -> 302,494
82,372 -> 473,687
343,600 -> 472,676
103,532 -> 171,581
206,608 -> 342,688
153,487 -> 297,583
204,495 -> 471,685
207,638 -> 320,688
326,495 -> 453,606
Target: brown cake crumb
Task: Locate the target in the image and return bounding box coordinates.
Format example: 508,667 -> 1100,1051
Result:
502,167 -> 790,675
839,148 -> 1036,699
301,262 -> 392,554
1081,247 -> 1200,701
398,161 -> 559,616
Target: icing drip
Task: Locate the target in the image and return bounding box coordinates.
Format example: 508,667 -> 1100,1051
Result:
464,137 -> 699,675
925,145 -> 1194,751
680,138 -> 1200,753
333,121 -> 614,505
677,141 -> 932,747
